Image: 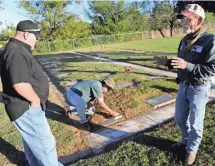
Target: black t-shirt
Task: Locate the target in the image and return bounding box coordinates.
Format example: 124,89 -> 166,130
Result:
0,38 -> 49,121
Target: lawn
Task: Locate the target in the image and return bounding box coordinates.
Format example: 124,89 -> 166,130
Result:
36,52 -> 178,125
76,48 -> 176,71
71,103 -> 215,166
0,83 -> 88,165
74,35 -> 182,54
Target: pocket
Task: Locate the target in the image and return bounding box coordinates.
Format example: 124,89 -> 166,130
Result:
193,84 -> 210,98
27,106 -> 46,126
28,106 -> 44,117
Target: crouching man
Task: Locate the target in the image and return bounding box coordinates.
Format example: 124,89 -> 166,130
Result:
65,77 -> 120,131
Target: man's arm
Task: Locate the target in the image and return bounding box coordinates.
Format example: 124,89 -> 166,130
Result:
97,97 -> 119,117
6,53 -> 40,107
13,83 -> 40,107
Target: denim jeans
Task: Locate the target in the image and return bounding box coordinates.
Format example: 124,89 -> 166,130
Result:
66,89 -> 88,123
13,106 -> 63,166
175,83 -> 211,153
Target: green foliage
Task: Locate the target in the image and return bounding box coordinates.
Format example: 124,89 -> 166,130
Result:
18,1 -> 91,40
0,23 -> 15,47
87,1 -> 150,35
149,2 -> 178,36
204,12 -> 215,23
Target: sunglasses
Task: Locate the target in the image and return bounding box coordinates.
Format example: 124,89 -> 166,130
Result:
25,31 -> 40,40
182,17 -> 192,23
32,33 -> 39,40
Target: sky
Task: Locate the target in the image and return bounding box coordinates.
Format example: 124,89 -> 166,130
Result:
0,0 -> 89,31
0,0 -> 143,32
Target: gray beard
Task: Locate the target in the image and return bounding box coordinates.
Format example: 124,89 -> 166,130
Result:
183,26 -> 192,35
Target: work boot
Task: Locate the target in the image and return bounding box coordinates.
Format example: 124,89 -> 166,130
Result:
185,152 -> 196,166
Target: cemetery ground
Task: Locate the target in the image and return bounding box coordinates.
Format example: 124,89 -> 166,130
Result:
71,103 -> 215,166
1,33 -> 215,165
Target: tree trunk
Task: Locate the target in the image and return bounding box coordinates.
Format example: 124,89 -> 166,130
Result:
170,22 -> 174,36
159,29 -> 165,37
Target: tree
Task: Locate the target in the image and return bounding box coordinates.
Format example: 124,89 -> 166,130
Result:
204,12 -> 215,23
0,0 -> 4,26
86,1 -> 134,35
127,2 -> 151,32
149,1 -> 178,37
1,23 -> 16,37
18,1 -> 91,40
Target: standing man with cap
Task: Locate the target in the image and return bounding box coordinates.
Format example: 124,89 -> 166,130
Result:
0,20 -> 63,166
65,77 -> 121,131
154,4 -> 215,165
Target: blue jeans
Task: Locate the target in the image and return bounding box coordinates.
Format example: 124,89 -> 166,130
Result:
66,89 -> 88,123
175,83 -> 211,153
13,106 -> 63,166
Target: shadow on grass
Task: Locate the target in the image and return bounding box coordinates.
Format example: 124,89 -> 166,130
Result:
0,91 -> 3,103
152,85 -> 178,93
0,138 -> 28,166
77,50 -> 177,73
132,134 -> 186,165
46,100 -> 127,136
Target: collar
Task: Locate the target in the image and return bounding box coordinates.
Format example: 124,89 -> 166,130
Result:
185,27 -> 202,40
9,38 -> 32,52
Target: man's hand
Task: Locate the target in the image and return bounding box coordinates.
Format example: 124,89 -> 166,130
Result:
109,111 -> 120,117
153,56 -> 169,66
171,57 -> 188,69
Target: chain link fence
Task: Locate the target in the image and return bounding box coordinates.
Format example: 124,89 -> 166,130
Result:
35,22 -> 215,54
35,31 -> 150,54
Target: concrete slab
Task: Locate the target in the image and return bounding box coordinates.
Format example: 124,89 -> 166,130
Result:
100,73 -> 112,78
73,52 -> 177,78
148,75 -> 167,80
145,105 -> 175,124
117,81 -> 141,89
84,113 -> 159,149
59,148 -> 92,166
146,94 -> 175,108
99,116 -> 124,126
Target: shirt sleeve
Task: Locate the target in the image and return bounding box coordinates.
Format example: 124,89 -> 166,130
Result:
91,82 -> 103,99
6,52 -> 30,85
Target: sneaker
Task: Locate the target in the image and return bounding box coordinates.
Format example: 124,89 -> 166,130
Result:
86,106 -> 96,115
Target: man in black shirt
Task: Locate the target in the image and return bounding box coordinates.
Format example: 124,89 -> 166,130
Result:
1,20 -> 63,166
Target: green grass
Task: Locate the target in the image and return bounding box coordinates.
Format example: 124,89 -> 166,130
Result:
0,84 -> 88,165
77,48 -> 176,71
36,53 -> 178,124
99,36 -> 181,53
71,104 -> 215,166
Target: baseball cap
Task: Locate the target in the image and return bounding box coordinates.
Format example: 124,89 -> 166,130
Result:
103,77 -> 115,90
16,20 -> 42,39
177,4 -> 205,20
